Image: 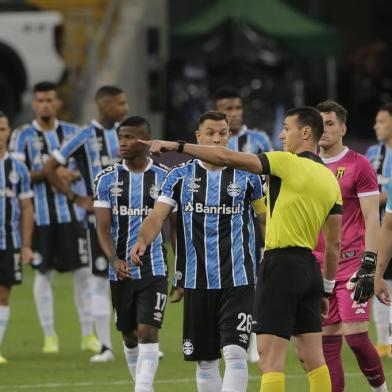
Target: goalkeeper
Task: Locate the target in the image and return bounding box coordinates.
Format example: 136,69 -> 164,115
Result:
313,100 -> 387,392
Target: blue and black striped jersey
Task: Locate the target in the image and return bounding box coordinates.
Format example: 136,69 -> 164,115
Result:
94,159 -> 168,281
0,153 -> 33,250
366,143 -> 392,193
158,159 -> 263,289
228,126 -> 272,154
10,120 -> 85,226
53,120 -> 120,196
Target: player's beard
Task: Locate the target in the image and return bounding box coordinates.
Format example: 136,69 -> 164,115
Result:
40,115 -> 52,124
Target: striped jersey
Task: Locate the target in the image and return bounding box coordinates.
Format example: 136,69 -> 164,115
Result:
94,158 -> 168,281
228,125 -> 272,154
10,120 -> 85,226
366,142 -> 392,194
53,120 -> 120,196
0,152 -> 33,250
158,159 -> 263,289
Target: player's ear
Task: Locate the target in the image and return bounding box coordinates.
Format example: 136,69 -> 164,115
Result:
195,129 -> 201,144
303,125 -> 312,140
341,123 -> 347,137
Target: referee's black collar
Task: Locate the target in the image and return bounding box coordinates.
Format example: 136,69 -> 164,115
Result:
297,151 -> 324,165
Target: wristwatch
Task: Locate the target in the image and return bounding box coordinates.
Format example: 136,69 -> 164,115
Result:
177,140 -> 186,153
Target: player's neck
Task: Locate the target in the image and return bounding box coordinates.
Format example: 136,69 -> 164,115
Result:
98,117 -> 116,130
230,127 -> 241,135
124,155 -> 150,172
36,117 -> 57,131
200,161 -> 224,171
0,146 -> 6,159
319,143 -> 345,159
385,138 -> 392,149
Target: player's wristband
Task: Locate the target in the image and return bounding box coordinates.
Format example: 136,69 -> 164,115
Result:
177,140 -> 186,153
108,254 -> 119,265
323,278 -> 335,294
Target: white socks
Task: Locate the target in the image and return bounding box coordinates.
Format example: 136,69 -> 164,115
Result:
222,345 -> 248,392
371,381 -> 389,392
135,343 -> 159,392
73,267 -> 94,337
90,275 -> 112,348
0,305 -> 10,347
123,343 -> 139,380
33,271 -> 55,337
196,360 -> 222,392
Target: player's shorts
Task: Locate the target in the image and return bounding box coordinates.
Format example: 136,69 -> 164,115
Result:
110,276 -> 168,332
182,285 -> 254,361
0,248 -> 22,287
87,214 -> 109,277
31,221 -> 89,273
253,247 -> 323,340
322,279 -> 371,326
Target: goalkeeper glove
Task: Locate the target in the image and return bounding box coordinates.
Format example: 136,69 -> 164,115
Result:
349,251 -> 377,304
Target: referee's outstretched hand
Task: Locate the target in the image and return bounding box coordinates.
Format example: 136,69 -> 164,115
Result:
138,140 -> 178,156
131,242 -> 145,266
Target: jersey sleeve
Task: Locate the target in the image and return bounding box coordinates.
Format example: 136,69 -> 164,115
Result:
157,168 -> 181,208
93,172 -> 112,208
257,151 -> 292,177
329,188 -> 343,215
256,132 -> 272,153
52,128 -> 88,165
9,129 -> 28,162
16,162 -> 34,200
252,196 -> 266,214
355,156 -> 379,198
249,174 -> 263,200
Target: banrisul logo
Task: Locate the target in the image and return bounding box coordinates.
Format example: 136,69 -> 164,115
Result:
183,202 -> 242,214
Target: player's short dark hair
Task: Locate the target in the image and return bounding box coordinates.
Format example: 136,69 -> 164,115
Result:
0,110 -> 7,119
378,102 -> 392,116
316,99 -> 348,123
214,86 -> 241,102
33,81 -> 57,93
118,116 -> 151,134
95,85 -> 124,101
198,111 -> 229,128
285,106 -> 324,142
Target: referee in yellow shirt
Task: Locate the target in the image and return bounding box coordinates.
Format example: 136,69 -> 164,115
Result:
140,107 -> 342,392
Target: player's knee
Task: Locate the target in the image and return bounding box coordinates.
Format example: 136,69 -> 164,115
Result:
123,330 -> 138,348
137,324 -> 158,344
223,344 -> 247,363
197,360 -> 219,371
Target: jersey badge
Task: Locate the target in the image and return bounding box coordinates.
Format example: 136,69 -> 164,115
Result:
335,167 -> 345,179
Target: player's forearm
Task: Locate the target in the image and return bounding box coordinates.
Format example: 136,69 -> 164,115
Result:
323,242 -> 340,281
20,201 -> 34,247
364,214 -> 380,254
375,222 -> 392,278
30,170 -> 47,183
380,191 -> 388,206
96,223 -> 117,259
42,159 -> 68,193
137,214 -> 164,248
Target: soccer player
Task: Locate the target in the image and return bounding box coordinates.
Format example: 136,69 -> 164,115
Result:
9,81 -> 97,354
43,85 -> 129,361
314,100 -> 387,392
133,111 -> 264,392
214,86 -> 272,153
0,112 -> 34,363
94,116 -> 171,391
366,103 -> 392,357
214,86 -> 271,363
138,106 -> 343,392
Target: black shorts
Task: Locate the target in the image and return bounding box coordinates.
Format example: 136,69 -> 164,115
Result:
0,248 -> 22,287
183,285 -> 254,361
31,221 -> 89,273
253,247 -> 323,340
87,215 -> 108,277
110,277 -> 168,333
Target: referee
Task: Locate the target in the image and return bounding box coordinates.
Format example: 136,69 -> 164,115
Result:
140,106 -> 343,392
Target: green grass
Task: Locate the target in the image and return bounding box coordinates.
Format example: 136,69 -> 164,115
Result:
0,265 -> 391,391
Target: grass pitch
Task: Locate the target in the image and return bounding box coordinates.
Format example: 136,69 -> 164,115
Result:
0,263 -> 391,391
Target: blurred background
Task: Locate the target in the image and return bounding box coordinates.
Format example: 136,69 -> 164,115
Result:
2,0 -> 392,150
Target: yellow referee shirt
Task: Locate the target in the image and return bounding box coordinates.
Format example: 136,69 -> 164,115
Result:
258,151 -> 343,250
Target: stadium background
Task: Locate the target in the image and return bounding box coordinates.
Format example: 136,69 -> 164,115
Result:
1,0 -> 392,390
